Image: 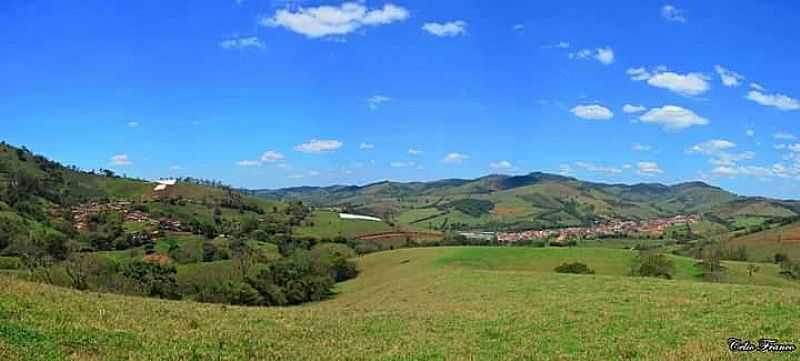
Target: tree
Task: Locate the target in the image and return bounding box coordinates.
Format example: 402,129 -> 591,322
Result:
65,253 -> 101,290
17,231 -> 70,284
630,251 -> 674,280
700,247 -> 725,283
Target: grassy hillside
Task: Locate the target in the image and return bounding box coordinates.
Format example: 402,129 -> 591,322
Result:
1,247 -> 799,360
731,221 -> 800,262
254,172 -> 799,231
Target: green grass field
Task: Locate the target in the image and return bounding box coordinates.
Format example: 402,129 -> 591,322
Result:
1,246 -> 799,360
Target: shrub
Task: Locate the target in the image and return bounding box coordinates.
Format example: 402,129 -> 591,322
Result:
554,262 -> 595,275
631,252 -> 674,280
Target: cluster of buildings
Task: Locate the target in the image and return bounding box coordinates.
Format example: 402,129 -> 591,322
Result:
484,215 -> 700,245
68,201 -> 186,233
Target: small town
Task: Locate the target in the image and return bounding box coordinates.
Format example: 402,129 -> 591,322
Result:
460,214 -> 701,245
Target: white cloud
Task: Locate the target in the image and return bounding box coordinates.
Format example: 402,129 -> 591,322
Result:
746,129 -> 755,137
623,104 -> 647,113
442,152 -> 469,164
359,143 -> 375,150
712,166 -> 738,176
637,162 -> 664,176
647,72 -> 710,96
367,95 -> 391,110
570,47 -> 614,65
390,161 -> 416,168
639,105 -> 709,130
714,65 -> 744,87
750,82 -> 766,91
422,20 -> 467,37
661,5 -> 687,23
236,160 -> 261,167
775,132 -> 797,140
262,2 -> 409,39
688,141 -> 756,169
127,121 -> 139,127
110,154 -> 132,166
628,67 -> 710,96
570,104 -> 614,120
594,47 -> 615,65
260,150 -> 285,162
632,144 -> 652,152
626,67 -> 652,81
490,160 -> 513,170
294,139 -> 343,153
408,148 -> 424,155
574,161 -> 622,174
688,139 -> 736,155
512,24 -> 525,31
541,41 -> 570,49
746,90 -> 800,111
219,36 -> 265,49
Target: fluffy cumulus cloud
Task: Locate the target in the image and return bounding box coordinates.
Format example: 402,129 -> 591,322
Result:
367,95 -> 391,110
570,104 -> 614,120
623,104 -> 647,113
294,139 -> 343,153
639,105 -> 709,130
442,152 -> 469,164
637,162 -> 664,176
219,36 -> 265,49
746,90 -> 800,111
570,47 -> 614,65
110,154 -> 132,166
627,67 -> 710,96
359,143 -> 375,150
714,65 -> 744,87
422,20 -> 467,37
262,2 -> 409,38
661,5 -> 687,23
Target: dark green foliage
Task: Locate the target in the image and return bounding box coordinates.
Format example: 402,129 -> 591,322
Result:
630,251 -> 674,280
443,199 -> 495,218
775,253 -> 790,264
122,261 -> 181,300
554,262 -> 595,274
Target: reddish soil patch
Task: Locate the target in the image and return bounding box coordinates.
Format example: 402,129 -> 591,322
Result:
143,253 -> 172,265
492,207 -> 524,217
359,231 -> 443,242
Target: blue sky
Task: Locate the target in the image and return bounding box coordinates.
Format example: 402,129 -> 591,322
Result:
1,0 -> 799,198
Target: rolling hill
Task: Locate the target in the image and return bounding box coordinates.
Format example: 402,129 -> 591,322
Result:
2,246 -> 799,360
252,173 -> 800,231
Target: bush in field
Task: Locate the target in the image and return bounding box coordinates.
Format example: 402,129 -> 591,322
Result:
123,261 -> 181,300
554,262 -> 595,275
630,251 -> 674,280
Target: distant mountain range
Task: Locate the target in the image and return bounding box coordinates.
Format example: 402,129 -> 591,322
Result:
251,172 -> 800,231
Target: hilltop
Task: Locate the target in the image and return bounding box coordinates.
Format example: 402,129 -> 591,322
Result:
252,172 -> 800,231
